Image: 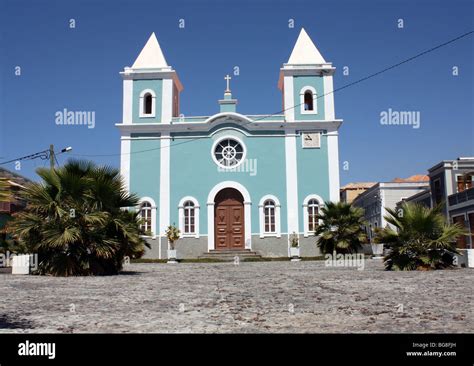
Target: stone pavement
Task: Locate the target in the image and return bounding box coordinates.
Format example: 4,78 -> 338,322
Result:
0,260 -> 472,333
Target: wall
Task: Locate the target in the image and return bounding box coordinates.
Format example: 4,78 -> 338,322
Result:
169,126 -> 287,235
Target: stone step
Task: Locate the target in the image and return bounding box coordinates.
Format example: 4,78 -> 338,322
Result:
198,250 -> 262,261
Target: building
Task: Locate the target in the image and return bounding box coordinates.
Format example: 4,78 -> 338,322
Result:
0,167 -> 31,237
399,188 -> 431,208
352,179 -> 429,243
395,158 -> 474,250
117,29 -> 342,259
398,158 -> 474,249
340,182 -> 376,204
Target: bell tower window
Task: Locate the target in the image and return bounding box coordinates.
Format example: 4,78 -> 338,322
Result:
304,91 -> 314,111
144,93 -> 152,114
300,86 -> 317,115
139,89 -> 156,118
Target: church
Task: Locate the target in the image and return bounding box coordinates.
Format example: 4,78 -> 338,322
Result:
117,28 -> 343,259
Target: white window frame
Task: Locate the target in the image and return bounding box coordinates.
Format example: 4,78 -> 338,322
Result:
299,86 -> 318,115
139,89 -> 156,118
258,195 -> 281,238
303,194 -> 324,237
211,135 -> 247,170
178,196 -> 200,238
138,197 -> 157,238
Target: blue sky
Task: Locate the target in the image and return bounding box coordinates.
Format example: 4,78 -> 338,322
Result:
0,0 -> 472,185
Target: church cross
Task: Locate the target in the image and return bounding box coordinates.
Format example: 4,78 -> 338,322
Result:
224,74 -> 232,92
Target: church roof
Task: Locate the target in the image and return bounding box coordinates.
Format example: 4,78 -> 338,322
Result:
132,32 -> 168,69
287,28 -> 326,65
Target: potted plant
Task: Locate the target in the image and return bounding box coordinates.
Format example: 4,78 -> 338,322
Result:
166,224 -> 180,263
289,232 -> 301,261
371,227 -> 384,259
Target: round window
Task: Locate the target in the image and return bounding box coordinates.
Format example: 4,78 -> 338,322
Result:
213,137 -> 245,168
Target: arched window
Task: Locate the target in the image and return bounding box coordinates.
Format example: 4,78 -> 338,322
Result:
307,199 -> 319,232
178,196 -> 200,238
139,89 -> 156,118
264,199 -> 276,233
144,93 -> 152,115
303,195 -> 323,236
304,91 -> 314,111
140,201 -> 152,234
258,195 -> 281,238
183,200 -> 195,234
300,86 -> 317,114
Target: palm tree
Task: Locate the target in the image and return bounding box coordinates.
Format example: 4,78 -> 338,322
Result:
7,160 -> 148,276
315,201 -> 367,254
377,202 -> 465,270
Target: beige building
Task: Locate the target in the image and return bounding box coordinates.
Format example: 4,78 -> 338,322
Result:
340,182 -> 376,204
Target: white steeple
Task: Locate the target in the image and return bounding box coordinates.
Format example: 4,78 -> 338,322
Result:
287,28 -> 326,65
132,32 -> 168,69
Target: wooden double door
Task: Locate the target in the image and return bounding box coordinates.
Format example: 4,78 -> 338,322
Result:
214,188 -> 245,250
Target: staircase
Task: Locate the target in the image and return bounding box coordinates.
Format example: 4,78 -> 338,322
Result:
198,249 -> 262,261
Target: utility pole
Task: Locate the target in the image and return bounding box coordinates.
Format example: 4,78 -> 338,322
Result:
49,144 -> 55,169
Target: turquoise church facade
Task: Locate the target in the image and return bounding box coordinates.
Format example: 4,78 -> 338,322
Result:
117,29 -> 342,259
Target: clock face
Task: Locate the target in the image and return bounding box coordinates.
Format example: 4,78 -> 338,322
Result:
302,132 -> 321,148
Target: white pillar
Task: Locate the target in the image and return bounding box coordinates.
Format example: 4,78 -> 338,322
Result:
285,131 -> 299,243
327,130 -> 340,203
207,203 -> 215,251
120,135 -> 131,193
159,133 -> 171,243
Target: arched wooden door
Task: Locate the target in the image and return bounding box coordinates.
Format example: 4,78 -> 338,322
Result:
214,188 -> 245,250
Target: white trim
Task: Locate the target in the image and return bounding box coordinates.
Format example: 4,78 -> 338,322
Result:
204,112 -> 253,125
258,195 -> 281,238
299,86 -> 318,115
283,76 -> 295,122
139,89 -> 156,118
327,130 -> 340,203
120,136 -> 131,193
161,79 -> 173,124
207,181 -> 252,251
302,194 -> 324,237
323,75 -> 335,120
211,135 -> 247,170
123,79 -> 133,124
159,133 -> 171,240
178,196 -> 200,238
138,196 -> 158,238
209,127 -> 280,138
285,132 -> 299,244
116,120 -> 343,134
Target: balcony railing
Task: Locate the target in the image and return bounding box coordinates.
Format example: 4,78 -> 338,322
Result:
448,187 -> 474,206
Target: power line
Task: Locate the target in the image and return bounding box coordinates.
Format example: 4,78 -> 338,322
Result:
0,146 -> 72,167
4,30 -> 473,163
0,150 -> 50,166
